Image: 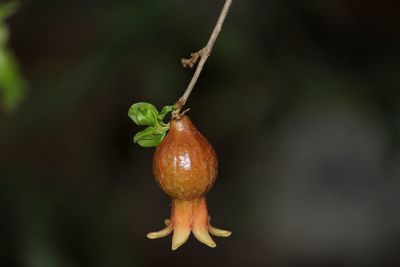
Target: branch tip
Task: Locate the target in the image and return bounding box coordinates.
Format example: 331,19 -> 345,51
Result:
181,48 -> 206,68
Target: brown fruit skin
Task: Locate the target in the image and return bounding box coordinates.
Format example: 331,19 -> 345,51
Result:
153,115 -> 218,200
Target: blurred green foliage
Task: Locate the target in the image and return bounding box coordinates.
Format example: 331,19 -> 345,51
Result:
0,2 -> 26,112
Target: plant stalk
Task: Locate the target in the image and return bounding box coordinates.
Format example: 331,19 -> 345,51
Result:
174,0 -> 233,116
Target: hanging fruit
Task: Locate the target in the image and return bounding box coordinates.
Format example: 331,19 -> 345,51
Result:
151,114 -> 230,250
128,0 -> 233,250
128,105 -> 231,250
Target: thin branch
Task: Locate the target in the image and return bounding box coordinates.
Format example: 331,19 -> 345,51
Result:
174,0 -> 233,116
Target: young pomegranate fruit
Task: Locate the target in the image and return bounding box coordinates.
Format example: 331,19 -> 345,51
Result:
148,115 -> 231,250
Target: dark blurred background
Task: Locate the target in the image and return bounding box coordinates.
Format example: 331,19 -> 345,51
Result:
1,0 -> 400,266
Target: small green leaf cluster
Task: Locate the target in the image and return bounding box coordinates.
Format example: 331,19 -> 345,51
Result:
128,102 -> 175,147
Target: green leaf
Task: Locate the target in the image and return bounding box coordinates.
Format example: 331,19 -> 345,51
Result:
137,131 -> 166,147
128,102 -> 158,126
153,121 -> 169,135
133,126 -> 154,143
133,126 -> 166,147
158,105 -> 173,120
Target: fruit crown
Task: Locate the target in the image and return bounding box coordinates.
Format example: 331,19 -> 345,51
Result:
128,102 -> 178,147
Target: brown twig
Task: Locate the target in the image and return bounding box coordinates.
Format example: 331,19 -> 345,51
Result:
173,0 -> 233,116
181,48 -> 205,68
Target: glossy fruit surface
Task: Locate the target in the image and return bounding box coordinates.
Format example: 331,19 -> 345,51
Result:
153,115 -> 217,200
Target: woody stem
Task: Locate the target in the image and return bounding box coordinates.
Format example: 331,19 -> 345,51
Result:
174,0 -> 233,116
